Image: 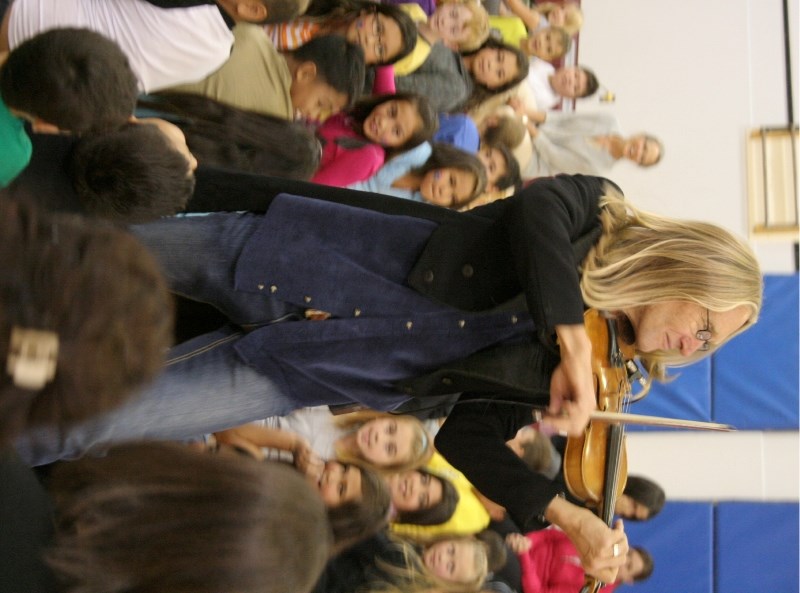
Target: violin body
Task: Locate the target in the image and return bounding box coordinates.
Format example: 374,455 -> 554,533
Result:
563,309 -> 636,593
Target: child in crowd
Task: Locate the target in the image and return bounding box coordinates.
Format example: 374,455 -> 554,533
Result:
524,63 -> 599,112
214,408 -> 433,474
421,0 -> 490,52
518,25 -> 571,61
395,36 -> 528,113
138,92 -> 321,179
508,528 -> 653,593
1,443 -> 333,593
489,1 -> 582,42
69,120 -> 197,222
312,531 -> 492,593
347,141 -> 487,209
0,0 -> 306,92
477,140 -> 520,193
0,198 -> 173,444
387,468 -> 460,527
312,92 -> 438,187
266,0 -> 417,65
0,28 -> 138,185
170,28 -> 365,122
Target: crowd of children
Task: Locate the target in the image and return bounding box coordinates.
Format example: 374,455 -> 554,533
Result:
0,1 -> 742,592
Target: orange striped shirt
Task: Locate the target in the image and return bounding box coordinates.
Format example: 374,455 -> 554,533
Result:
263,19 -> 322,50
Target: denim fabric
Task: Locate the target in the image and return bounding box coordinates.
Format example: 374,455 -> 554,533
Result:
16,326 -> 298,466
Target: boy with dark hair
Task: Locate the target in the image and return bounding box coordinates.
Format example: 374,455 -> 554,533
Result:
70,121 -> 197,223
478,141 -> 521,193
0,0 -> 309,92
0,28 -> 138,135
171,26 -> 365,122
524,63 -> 600,113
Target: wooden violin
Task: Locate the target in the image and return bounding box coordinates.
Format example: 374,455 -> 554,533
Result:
563,308 -> 635,593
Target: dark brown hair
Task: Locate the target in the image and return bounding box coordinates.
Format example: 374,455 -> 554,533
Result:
0,199 -> 173,443
48,443 -> 333,593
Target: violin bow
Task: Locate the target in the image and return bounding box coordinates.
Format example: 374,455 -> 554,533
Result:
532,408 -> 734,432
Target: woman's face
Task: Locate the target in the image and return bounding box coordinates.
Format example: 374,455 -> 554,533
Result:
347,11 -> 403,64
424,540 -> 481,584
355,417 -> 415,466
363,100 -> 422,147
420,167 -> 477,208
470,48 -> 519,89
317,461 -> 363,507
387,470 -> 443,512
625,301 -> 750,356
623,135 -> 661,166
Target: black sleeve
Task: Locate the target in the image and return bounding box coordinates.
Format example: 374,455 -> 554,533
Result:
435,396 -> 562,532
500,174 -> 610,333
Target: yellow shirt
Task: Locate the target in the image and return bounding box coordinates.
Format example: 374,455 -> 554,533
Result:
390,452 -> 491,540
393,3 -> 431,76
489,15 -> 528,48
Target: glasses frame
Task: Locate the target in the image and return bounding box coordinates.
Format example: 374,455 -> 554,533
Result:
696,308 -> 712,351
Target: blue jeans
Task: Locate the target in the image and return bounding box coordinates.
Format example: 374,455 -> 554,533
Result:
16,213 -> 307,465
16,325 -> 301,465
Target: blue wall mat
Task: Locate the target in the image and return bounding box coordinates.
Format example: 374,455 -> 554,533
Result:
713,274 -> 799,429
624,502 -> 713,593
627,360 -> 711,432
716,502 -> 799,593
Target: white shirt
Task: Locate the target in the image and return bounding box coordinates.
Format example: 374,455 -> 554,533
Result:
8,0 -> 234,92
524,57 -> 560,111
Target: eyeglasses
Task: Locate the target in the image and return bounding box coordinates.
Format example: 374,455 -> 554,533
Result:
370,13 -> 387,62
696,308 -> 712,351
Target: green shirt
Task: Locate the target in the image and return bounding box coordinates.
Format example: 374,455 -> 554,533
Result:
0,98 -> 32,187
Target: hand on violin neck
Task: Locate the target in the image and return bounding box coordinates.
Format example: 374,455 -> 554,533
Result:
545,498 -> 629,583
542,324 -> 596,437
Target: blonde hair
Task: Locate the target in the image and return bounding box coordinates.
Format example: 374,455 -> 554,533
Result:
537,1 -> 583,36
581,187 -> 763,383
335,411 -> 433,472
371,534 -> 489,593
436,0 -> 490,52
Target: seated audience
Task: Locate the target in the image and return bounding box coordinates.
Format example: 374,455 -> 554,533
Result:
266,0 -> 417,65
170,27 -> 365,122
348,141 -> 487,208
312,92 -> 438,187
0,0 -> 305,92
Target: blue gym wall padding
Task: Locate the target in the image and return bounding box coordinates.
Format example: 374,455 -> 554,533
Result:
627,361 -> 711,431
715,502 -> 799,593
712,274 -> 799,430
624,502 -> 714,593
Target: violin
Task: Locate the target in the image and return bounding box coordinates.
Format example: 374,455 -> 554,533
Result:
563,308 -> 635,593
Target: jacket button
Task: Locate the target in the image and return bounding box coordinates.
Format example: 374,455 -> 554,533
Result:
442,377 -> 453,386
423,270 -> 435,283
461,264 -> 474,278
270,285 -> 278,293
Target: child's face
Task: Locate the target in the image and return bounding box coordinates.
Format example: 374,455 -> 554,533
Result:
290,66 -> 349,122
347,11 -> 404,64
355,417 -> 415,467
420,167 -> 477,208
363,99 -> 422,147
386,470 -> 443,512
522,28 -> 565,61
477,144 -> 508,190
470,47 -> 519,89
550,66 -> 587,98
430,4 -> 474,47
138,117 -> 198,174
317,461 -> 363,507
424,540 -> 481,584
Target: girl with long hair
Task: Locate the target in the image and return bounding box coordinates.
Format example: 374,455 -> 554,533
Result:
264,0 -> 418,65
347,142 -> 487,208
312,92 -> 438,187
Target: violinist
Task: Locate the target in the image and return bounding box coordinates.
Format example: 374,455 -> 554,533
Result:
15,172 -> 762,582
